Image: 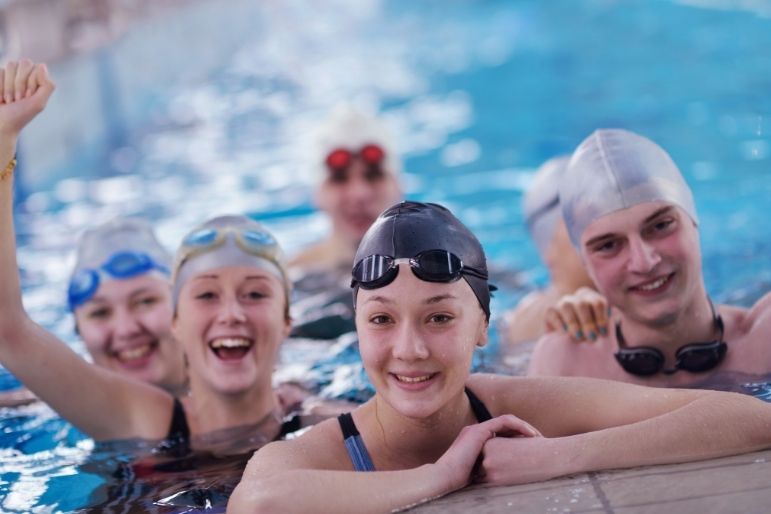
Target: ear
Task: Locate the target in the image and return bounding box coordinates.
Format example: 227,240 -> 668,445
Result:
477,319 -> 489,347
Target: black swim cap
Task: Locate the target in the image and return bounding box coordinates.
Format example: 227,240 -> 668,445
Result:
352,201 -> 493,320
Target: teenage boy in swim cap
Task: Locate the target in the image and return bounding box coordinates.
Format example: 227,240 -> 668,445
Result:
528,129 -> 771,389
289,106 -> 403,275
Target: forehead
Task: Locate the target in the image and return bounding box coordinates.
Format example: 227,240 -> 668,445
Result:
188,265 -> 282,286
581,201 -> 678,242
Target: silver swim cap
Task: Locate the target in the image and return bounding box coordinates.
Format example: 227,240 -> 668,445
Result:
523,155 -> 570,257
311,105 -> 402,182
561,129 -> 698,247
68,218 -> 171,310
171,215 -> 290,310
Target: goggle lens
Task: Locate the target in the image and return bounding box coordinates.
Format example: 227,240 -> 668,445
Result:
352,250 -> 485,290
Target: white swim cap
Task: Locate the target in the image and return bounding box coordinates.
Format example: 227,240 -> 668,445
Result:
68,218 -> 172,310
523,155 -> 570,258
561,129 -> 698,247
311,105 -> 402,182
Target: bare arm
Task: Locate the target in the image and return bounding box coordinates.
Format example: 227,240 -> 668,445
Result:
473,375 -> 771,484
228,415 -> 539,514
526,331 -> 575,376
0,60 -> 173,440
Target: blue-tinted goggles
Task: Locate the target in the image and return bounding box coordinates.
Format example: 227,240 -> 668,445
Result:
351,250 -> 488,290
68,251 -> 169,311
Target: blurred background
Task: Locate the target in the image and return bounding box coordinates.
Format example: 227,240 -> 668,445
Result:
2,0 -> 770,369
1,0 -> 771,511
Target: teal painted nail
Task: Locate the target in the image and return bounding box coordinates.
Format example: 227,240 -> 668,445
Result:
588,331 -> 597,341
599,327 -> 608,336
575,330 -> 584,340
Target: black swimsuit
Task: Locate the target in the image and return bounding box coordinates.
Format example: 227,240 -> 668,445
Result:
156,398 -> 302,456
337,386 -> 493,472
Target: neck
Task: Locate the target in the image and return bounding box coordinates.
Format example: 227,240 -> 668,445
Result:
187,380 -> 280,437
362,390 -> 477,469
615,293 -> 717,351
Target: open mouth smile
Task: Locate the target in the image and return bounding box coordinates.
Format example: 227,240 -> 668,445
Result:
209,337 -> 253,360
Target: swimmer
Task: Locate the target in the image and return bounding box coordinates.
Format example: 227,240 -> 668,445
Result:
228,201 -> 771,513
528,129 -> 771,387
502,156 -> 607,345
0,217 -> 187,407
289,106 -> 403,275
0,60 -> 314,448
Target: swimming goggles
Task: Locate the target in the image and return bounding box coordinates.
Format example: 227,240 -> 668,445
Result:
180,226 -> 281,262
325,144 -> 386,182
68,251 -> 170,310
614,301 -> 727,376
351,250 -> 488,290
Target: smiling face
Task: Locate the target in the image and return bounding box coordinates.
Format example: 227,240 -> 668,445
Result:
580,202 -> 703,326
172,266 -> 290,397
316,158 -> 402,244
355,264 -> 488,420
75,274 -> 185,392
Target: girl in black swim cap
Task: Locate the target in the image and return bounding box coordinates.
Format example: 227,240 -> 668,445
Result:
230,200 -> 771,514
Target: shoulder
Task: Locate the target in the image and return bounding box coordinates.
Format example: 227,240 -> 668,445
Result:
736,292 -> 771,332
527,331 -> 580,376
246,416 -> 349,477
501,289 -> 555,344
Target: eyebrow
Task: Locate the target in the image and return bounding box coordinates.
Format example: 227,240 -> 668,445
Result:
584,206 -> 676,247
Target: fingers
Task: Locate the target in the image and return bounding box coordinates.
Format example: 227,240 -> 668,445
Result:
481,414 -> 542,438
3,61 -> 16,104
14,59 -> 34,102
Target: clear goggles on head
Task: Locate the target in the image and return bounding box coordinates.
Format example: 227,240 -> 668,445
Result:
180,226 -> 281,263
351,249 -> 488,290
68,251 -> 169,311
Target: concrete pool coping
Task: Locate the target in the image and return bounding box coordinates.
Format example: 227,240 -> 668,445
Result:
409,448 -> 771,513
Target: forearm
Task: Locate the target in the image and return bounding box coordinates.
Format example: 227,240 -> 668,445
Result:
0,139 -> 24,324
561,393 -> 771,475
228,464 -> 453,514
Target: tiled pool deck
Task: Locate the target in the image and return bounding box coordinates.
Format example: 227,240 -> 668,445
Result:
410,449 -> 771,513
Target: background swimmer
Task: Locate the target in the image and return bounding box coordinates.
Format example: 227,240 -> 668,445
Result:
289,105 -> 403,275
502,155 -> 607,345
228,201 -> 771,514
528,129 -> 771,389
0,60 -> 318,450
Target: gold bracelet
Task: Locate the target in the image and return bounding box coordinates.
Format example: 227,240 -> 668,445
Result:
0,158 -> 17,181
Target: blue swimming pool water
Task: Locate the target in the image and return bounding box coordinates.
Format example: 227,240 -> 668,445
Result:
2,0 -> 771,511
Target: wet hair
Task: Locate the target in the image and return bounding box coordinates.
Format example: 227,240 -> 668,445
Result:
352,201 -> 494,320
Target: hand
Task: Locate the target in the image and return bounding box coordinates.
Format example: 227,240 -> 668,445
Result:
544,287 -> 609,342
434,415 -> 541,494
0,59 -> 56,143
478,435 -> 567,485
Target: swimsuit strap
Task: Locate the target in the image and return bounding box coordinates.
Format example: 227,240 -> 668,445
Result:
276,414 -> 303,440
337,413 -> 376,472
155,397 -> 191,456
465,386 -> 493,422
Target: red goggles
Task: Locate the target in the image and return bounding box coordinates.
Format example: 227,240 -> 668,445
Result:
324,144 -> 386,173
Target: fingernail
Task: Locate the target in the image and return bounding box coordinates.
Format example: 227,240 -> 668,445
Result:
600,327 -> 608,336
575,330 -> 584,340
561,322 -> 568,331
607,306 -> 612,316
588,331 -> 597,341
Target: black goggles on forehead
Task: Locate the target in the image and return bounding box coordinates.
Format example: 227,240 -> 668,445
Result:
351,250 -> 488,290
614,303 -> 727,376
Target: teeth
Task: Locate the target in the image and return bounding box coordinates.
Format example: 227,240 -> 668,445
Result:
211,338 -> 251,349
117,344 -> 152,361
638,276 -> 668,291
396,374 -> 432,383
